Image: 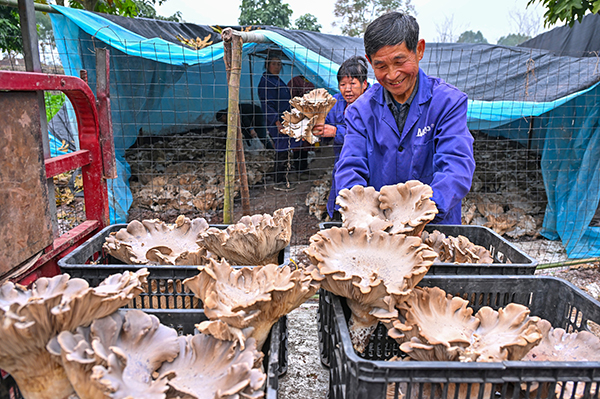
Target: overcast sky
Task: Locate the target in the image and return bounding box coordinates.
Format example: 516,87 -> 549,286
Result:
156,0 -> 559,44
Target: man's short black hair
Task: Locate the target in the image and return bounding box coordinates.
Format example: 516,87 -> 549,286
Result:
364,12 -> 419,60
337,56 -> 369,84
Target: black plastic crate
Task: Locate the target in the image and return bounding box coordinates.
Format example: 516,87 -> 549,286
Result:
319,222 -> 538,274
324,276 -> 600,399
58,224 -> 291,310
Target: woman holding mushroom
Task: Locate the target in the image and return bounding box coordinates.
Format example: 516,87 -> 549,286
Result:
312,56 -> 371,219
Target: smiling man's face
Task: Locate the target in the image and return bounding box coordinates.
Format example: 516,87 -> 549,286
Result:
368,39 -> 425,103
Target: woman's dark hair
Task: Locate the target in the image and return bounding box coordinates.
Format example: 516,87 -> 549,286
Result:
364,12 -> 419,60
337,56 -> 368,84
264,52 -> 282,71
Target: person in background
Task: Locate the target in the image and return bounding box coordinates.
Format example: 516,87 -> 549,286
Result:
258,53 -> 303,191
334,12 -> 475,224
312,56 -> 371,220
216,104 -> 274,150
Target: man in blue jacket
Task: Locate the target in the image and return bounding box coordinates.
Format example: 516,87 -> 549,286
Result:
335,12 -> 475,224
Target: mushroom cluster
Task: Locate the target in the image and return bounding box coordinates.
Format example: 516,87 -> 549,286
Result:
306,227 -> 437,352
388,286 -> 542,362
184,258 -> 320,351
103,207 -> 293,267
421,230 -> 493,264
0,271 -> 267,399
337,181 -> 439,235
281,88 -> 337,144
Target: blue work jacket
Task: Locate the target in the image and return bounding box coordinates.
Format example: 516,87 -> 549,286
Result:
335,68 -> 475,224
257,72 -> 301,151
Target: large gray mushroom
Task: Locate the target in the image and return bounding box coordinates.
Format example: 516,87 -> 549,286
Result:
281,88 -> 337,144
305,227 -> 437,352
158,335 -> 266,399
47,309 -> 180,399
103,215 -> 210,265
0,269 -> 148,399
197,207 -> 293,266
183,258 -> 319,351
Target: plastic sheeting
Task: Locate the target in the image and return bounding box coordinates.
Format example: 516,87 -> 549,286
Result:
540,87 -> 600,258
49,6 -> 600,257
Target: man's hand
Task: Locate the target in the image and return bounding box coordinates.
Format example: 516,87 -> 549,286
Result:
276,120 -> 284,133
313,124 -> 337,138
249,128 -> 258,138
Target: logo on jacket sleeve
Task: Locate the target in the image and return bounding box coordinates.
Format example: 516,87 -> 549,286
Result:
416,124 -> 434,137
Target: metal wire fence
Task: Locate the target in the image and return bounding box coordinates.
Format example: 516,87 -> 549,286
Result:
2,14 -> 600,266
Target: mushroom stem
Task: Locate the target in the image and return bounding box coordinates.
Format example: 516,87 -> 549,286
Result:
347,298 -> 379,353
9,351 -> 74,399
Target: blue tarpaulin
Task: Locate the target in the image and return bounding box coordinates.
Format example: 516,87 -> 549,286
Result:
49,6 -> 600,258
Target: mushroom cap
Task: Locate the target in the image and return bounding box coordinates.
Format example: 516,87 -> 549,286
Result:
460,303 -> 542,362
48,309 -> 180,399
390,287 -> 479,361
379,180 -> 438,235
281,113 -> 319,144
305,227 -> 436,305
184,259 -> 318,350
103,216 -> 210,265
523,320 -> 600,399
524,319 -> 600,362
197,207 -> 293,266
158,334 -> 266,399
336,185 -> 392,233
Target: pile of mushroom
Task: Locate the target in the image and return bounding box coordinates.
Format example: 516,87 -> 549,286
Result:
0,271 -> 268,399
388,286 -> 542,362
184,258 -> 320,351
47,309 -> 266,399
421,230 -> 493,264
0,269 -> 148,399
103,207 -> 293,267
104,215 -> 210,265
281,88 -> 337,144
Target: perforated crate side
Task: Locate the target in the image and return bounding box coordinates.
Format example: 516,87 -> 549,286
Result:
327,276 -> 600,399
318,222 -> 538,274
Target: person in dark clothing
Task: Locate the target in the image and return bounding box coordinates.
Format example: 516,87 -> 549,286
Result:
216,104 -> 274,150
258,54 -> 303,191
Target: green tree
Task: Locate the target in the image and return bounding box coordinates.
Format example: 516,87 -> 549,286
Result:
333,0 -> 415,37
527,0 -> 600,27
497,33 -> 531,46
0,5 -> 22,53
295,13 -> 321,31
239,0 -> 293,28
456,30 -> 488,44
